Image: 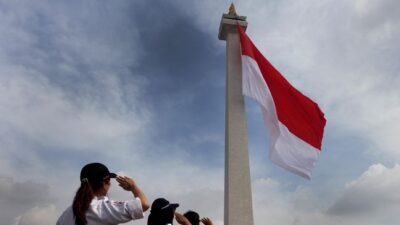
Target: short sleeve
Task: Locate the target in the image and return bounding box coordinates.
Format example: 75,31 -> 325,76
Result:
125,197 -> 145,219
91,197 -> 144,224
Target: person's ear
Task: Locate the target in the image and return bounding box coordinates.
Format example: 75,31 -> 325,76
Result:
103,177 -> 111,185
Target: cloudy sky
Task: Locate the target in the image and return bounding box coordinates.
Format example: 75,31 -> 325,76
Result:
0,0 -> 399,225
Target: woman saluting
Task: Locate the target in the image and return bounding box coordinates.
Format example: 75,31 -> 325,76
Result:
56,162 -> 149,225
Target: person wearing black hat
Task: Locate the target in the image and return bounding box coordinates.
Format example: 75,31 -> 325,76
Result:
148,198 -> 191,225
56,162 -> 149,225
175,210 -> 213,225
182,211 -> 213,225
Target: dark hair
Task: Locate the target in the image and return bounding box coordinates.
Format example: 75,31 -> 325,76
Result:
72,163 -> 112,225
184,211 -> 200,225
72,181 -> 93,225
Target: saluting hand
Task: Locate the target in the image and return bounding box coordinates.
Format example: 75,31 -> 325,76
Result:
116,176 -> 136,191
201,218 -> 213,225
116,175 -> 149,211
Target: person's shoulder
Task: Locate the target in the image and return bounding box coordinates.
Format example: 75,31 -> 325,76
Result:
56,206 -> 74,225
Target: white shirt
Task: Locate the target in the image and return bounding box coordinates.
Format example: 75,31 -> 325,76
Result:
56,196 -> 144,225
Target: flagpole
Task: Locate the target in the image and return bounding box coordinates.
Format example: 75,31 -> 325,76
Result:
218,4 -> 254,225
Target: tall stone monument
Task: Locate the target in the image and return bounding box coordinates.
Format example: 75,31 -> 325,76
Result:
218,4 -> 254,225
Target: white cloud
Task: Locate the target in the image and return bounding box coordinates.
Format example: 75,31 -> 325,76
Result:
254,178 -> 281,190
328,164 -> 400,215
15,205 -> 58,225
0,0 -> 151,176
250,164 -> 400,225
0,71 -> 144,152
0,176 -> 53,225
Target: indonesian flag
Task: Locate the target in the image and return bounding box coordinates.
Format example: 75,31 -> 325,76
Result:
238,25 -> 327,179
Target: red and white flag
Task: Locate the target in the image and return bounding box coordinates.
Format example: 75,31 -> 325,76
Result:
238,25 -> 327,179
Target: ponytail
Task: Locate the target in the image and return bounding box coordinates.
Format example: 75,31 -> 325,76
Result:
72,180 -> 94,225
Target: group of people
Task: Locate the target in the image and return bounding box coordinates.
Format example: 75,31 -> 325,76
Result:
56,162 -> 214,225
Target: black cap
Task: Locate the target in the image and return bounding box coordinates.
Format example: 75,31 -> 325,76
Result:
150,198 -> 179,213
80,162 -> 117,182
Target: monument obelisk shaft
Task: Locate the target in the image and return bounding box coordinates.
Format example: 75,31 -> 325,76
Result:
218,5 -> 254,225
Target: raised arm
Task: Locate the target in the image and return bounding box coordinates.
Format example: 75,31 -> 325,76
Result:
175,212 -> 192,225
116,176 -> 150,211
